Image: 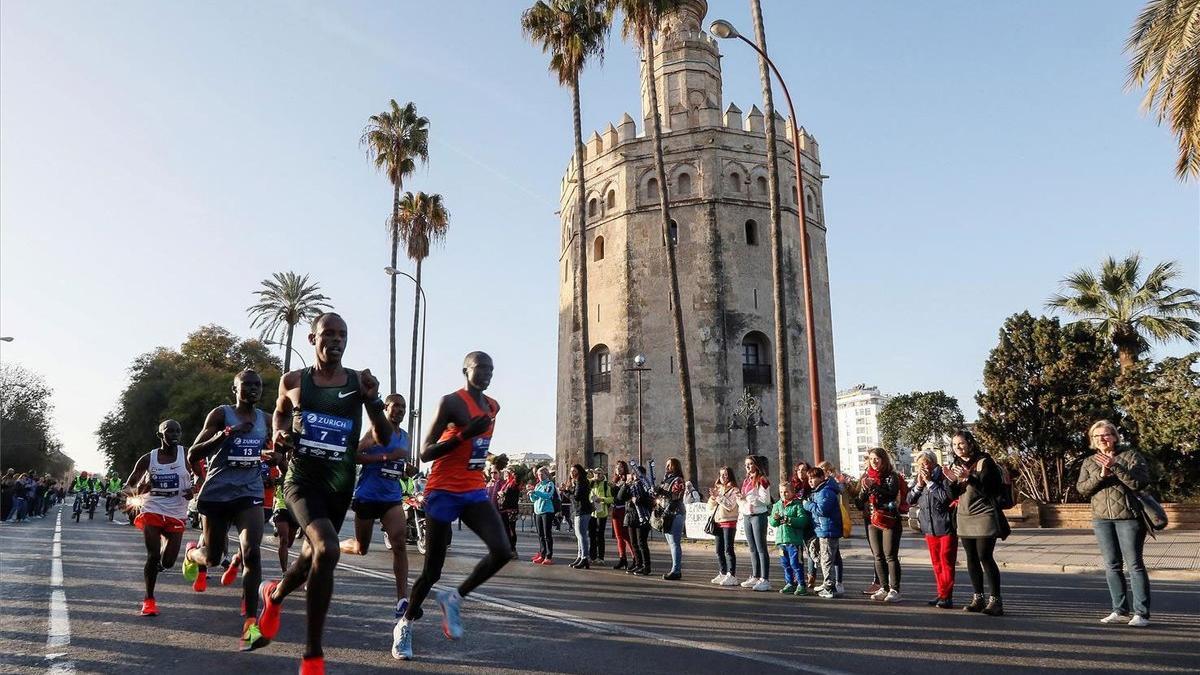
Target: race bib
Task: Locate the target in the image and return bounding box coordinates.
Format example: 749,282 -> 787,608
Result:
295,411 -> 353,463
381,458 -> 407,480
150,471 -> 180,496
227,435 -> 264,468
468,436 -> 490,471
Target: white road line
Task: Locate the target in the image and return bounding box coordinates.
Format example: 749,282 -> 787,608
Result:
45,506 -> 75,675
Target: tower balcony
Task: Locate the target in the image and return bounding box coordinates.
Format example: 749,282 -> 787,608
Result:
742,364 -> 772,387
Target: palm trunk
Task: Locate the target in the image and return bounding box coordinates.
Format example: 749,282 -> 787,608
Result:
1116,344 -> 1138,374
644,26 -> 697,483
572,77 -> 595,469
390,183 -> 400,394
409,257 -> 422,443
283,322 -> 295,372
751,0 -> 791,483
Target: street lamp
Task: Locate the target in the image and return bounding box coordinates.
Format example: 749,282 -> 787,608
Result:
0,337 -> 13,342
728,388 -> 769,456
264,339 -> 306,369
384,266 -> 427,462
623,354 -> 652,464
710,18 -> 826,465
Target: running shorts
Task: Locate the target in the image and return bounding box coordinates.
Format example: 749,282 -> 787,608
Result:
283,483 -> 351,532
196,496 -> 263,521
352,499 -> 403,522
135,512 -> 186,534
424,488 -> 489,524
272,507 -> 299,530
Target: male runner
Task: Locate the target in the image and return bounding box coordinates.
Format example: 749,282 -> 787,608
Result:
124,420 -> 195,616
393,351 -> 513,660
338,393 -> 416,659
183,369 -> 275,651
256,312 -> 391,675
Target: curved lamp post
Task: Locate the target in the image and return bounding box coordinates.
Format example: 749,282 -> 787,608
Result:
384,266 -> 427,461
710,18 -> 825,465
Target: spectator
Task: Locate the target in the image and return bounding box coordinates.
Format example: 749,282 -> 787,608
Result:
609,461 -> 633,570
529,467 -> 557,565
817,460 -> 847,593
1077,419 -> 1152,628
498,468 -> 520,557
683,481 -> 703,504
802,466 -> 844,598
617,463 -> 653,576
949,429 -> 1005,616
738,455 -> 772,591
588,468 -> 614,565
558,481 -> 573,533
1,472 -> 14,521
860,447 -> 904,603
568,465 -> 593,569
769,481 -> 811,595
655,458 -> 686,581
909,450 -> 957,608
707,466 -> 740,587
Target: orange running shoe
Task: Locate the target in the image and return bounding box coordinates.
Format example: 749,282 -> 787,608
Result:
193,568 -> 208,593
221,553 -> 242,586
299,655 -> 325,675
257,580 -> 282,639
140,597 -> 159,616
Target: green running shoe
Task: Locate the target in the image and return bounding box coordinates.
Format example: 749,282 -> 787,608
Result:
182,542 -> 199,582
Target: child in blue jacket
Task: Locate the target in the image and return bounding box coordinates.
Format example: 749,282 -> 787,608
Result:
802,466 -> 844,598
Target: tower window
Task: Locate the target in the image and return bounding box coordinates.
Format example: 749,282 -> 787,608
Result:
677,172 -> 692,196
606,189 -> 616,209
588,197 -> 598,217
729,172 -> 741,192
594,235 -> 605,261
667,219 -> 678,246
741,331 -> 772,386
756,176 -> 768,196
745,220 -> 758,246
647,177 -> 659,201
806,193 -> 815,212
589,345 -> 611,393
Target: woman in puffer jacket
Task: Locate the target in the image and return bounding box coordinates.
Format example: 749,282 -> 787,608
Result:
1077,419 -> 1152,628
908,451 -> 957,608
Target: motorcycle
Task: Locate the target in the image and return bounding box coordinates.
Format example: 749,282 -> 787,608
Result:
403,494 -> 427,556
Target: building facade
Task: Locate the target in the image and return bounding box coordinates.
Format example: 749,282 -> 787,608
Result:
555,0 -> 838,482
836,384 -> 919,476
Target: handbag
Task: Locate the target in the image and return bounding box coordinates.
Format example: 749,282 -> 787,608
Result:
907,505 -> 923,534
703,512 -> 717,536
869,508 -> 897,530
1119,483 -> 1169,536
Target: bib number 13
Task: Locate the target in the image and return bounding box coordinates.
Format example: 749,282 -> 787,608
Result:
467,437 -> 490,471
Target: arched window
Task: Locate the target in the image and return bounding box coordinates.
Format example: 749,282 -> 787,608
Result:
745,220 -> 758,246
588,197 -> 598,217
729,172 -> 741,192
741,331 -> 772,386
606,189 -> 616,209
667,219 -> 678,246
589,345 -> 611,393
677,172 -> 692,196
806,193 -> 815,212
647,177 -> 659,201
594,235 -> 605,261
756,176 -> 768,196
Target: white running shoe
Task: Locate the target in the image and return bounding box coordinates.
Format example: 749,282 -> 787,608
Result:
752,579 -> 771,592
739,577 -> 758,588
392,618 -> 413,660
871,588 -> 889,601
1127,615 -> 1150,627
817,587 -> 837,599
1100,611 -> 1129,624
436,589 -> 463,640
884,589 -> 902,603
711,574 -> 725,584
719,574 -> 739,587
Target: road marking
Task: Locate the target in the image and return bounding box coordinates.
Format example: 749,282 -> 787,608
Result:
45,506 -> 75,675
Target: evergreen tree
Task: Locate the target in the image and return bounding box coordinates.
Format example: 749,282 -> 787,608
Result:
877,391 -> 965,467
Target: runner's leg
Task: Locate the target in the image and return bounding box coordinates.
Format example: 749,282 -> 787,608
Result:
404,518 -> 451,621
143,524 -> 164,598
456,500 -> 515,597
342,515 -> 375,555
190,510 -> 231,569
380,505 -> 409,602
233,505 -> 264,618
161,530 -> 183,568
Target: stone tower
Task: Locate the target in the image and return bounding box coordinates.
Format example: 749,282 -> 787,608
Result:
555,0 -> 838,482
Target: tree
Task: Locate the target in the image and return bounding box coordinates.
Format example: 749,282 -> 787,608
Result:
610,0 -> 698,483
1047,253 -> 1200,374
361,100 -> 430,392
97,327 -> 282,476
0,363 -> 72,475
396,191 -> 449,448
975,312 -> 1122,503
877,391 -> 965,467
246,271 -> 333,372
522,0 -> 608,469
1125,0 -> 1200,180
1119,352 -> 1200,501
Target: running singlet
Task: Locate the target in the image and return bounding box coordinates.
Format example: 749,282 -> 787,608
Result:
424,389 -> 499,494
353,428 -> 409,503
142,446 -> 192,521
286,367 -> 362,494
198,406 -> 269,503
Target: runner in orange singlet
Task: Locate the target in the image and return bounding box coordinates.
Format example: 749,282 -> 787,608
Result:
392,351 -> 513,660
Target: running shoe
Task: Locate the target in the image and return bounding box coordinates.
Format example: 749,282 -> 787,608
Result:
140,597 -> 159,616
193,568 -> 208,593
532,553 -> 544,564
1100,611 -> 1129,624
793,586 -> 809,596
871,588 -> 889,601
751,579 -> 771,592
240,619 -> 269,652
221,554 -> 242,586
884,589 -> 902,603
436,589 -> 463,640
394,598 -> 409,621
539,557 -> 554,565
1127,615 -> 1150,627
299,655 -> 325,675
392,618 -> 413,660
182,542 -> 200,582
739,577 -> 758,588
710,574 -> 725,584
257,580 -> 283,639
719,574 -> 738,587
780,584 -> 797,594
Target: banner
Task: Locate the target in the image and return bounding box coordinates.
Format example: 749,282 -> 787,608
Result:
682,502 -> 775,543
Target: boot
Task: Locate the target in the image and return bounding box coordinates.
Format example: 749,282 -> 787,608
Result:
982,596 -> 1004,616
964,594 -> 986,613
568,558 -> 582,569
614,557 -> 628,570
578,559 -> 590,570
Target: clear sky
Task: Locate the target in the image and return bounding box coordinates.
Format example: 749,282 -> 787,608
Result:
2,1 -> 1196,474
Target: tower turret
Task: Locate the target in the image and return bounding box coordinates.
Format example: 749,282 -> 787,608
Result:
639,0 -> 722,131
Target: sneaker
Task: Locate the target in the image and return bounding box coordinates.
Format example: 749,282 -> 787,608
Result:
752,579 -> 771,592
392,618 -> 413,660
780,584 -> 796,594
835,583 -> 845,595
862,582 -> 881,596
935,598 -> 954,609
1127,615 -> 1150,628
240,620 -> 269,652
662,572 -> 681,581
539,557 -> 554,565
221,554 -> 242,586
1100,611 -> 1129,624
884,589 -> 902,603
182,542 -> 200,582
711,574 -> 725,584
817,587 -> 837,599
140,597 -> 159,616
871,588 -> 889,601
532,553 -> 544,564
719,574 -> 739,587
299,655 -> 324,675
739,577 -> 758,588
437,589 -> 463,640
193,569 -> 208,593
793,586 -> 809,596
394,598 -> 409,621
256,580 -> 282,639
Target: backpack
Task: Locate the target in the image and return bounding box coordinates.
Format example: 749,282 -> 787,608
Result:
838,493 -> 852,538
995,467 -> 1015,511
551,487 -> 562,513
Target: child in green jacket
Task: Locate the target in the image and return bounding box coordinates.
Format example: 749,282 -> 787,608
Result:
769,482 -> 811,595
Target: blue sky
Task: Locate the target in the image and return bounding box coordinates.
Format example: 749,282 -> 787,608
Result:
2,1 -> 1196,473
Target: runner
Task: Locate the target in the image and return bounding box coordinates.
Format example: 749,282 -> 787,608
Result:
256,312 -> 392,675
183,369 -> 276,651
338,393 -> 416,659
393,351 -> 513,661
270,465 -> 300,572
123,420 -> 195,617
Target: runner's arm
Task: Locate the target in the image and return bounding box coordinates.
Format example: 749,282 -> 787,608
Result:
123,454 -> 151,496
418,394 -> 463,463
187,407 -> 227,469
354,430 -> 381,464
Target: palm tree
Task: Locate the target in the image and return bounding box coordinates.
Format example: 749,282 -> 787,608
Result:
396,191 -> 449,438
1047,253 -> 1200,373
1126,0 -> 1200,180
361,100 -> 430,392
609,0 -> 698,482
246,272 -> 333,371
522,0 -> 608,469
748,0 -> 792,483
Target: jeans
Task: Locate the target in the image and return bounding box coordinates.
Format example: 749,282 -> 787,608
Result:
817,537 -> 841,590
573,514 -> 591,560
924,534 -> 958,600
867,524 -> 902,591
961,536 -> 1002,598
744,513 -> 770,580
663,513 -> 684,575
535,512 -> 554,559
779,544 -> 803,586
715,525 -> 737,576
1093,519 -> 1150,618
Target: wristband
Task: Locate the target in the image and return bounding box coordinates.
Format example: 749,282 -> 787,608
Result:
365,396 -> 385,414
223,426 -> 234,437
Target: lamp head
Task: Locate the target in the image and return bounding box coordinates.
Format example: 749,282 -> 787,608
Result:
709,19 -> 740,40
384,266 -> 399,275
633,354 -> 646,368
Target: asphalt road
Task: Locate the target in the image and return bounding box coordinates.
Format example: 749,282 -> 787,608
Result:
2,505 -> 1197,674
